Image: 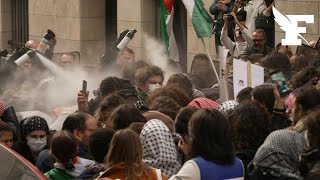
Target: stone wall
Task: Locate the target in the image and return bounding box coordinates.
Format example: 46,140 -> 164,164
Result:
117,0 -> 157,60
28,0 -> 106,65
0,0 -> 12,51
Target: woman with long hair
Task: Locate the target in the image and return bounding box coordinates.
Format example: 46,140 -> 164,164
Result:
97,129 -> 167,180
170,109 -> 244,180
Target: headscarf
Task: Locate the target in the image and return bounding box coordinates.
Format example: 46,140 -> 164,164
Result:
218,100 -> 239,114
143,111 -> 174,133
21,116 -> 49,138
252,130 -> 304,179
140,119 -> 181,177
188,97 -> 219,109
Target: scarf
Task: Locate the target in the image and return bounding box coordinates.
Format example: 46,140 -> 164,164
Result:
218,100 -> 239,114
188,97 -> 219,109
253,130 -> 304,179
140,119 -> 181,177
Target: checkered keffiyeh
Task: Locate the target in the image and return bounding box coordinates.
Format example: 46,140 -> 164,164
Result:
188,97 -> 219,109
140,119 -> 181,178
252,130 -> 304,179
0,98 -> 4,115
219,100 -> 239,114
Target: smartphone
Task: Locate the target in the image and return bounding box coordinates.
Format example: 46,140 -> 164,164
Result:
270,70 -> 292,97
82,80 -> 87,92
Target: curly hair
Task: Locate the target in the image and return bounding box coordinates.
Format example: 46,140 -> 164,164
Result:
149,96 -> 181,120
228,101 -> 270,151
134,65 -> 164,86
167,73 -> 193,97
290,66 -> 320,90
146,85 -> 192,107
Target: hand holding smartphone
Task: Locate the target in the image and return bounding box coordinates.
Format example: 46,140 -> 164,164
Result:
270,70 -> 292,97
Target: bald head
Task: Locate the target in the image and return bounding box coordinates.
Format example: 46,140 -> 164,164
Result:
25,40 -> 40,49
309,40 -> 317,48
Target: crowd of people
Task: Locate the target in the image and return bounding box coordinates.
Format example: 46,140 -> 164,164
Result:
0,0 -> 320,180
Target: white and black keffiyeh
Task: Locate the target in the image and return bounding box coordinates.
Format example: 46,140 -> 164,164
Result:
253,130 -> 304,179
218,100 -> 239,114
140,119 -> 181,177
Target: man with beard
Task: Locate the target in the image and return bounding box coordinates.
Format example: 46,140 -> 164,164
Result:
244,29 -> 273,56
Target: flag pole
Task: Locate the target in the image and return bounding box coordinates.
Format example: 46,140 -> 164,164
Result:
200,37 -> 220,84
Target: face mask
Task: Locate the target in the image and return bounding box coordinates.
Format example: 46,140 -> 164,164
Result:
148,84 -> 161,93
27,136 -> 47,152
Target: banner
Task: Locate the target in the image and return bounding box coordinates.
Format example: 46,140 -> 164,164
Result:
233,59 -> 264,98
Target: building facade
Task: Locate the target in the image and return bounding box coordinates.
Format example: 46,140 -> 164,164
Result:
0,0 -> 319,71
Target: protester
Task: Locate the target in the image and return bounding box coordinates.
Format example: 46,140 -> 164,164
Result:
142,111 -> 175,133
210,0 -> 235,48
236,87 -> 253,103
116,47 -> 135,68
190,54 -> 218,89
62,112 -> 98,160
261,51 -> 293,80
95,94 -> 125,126
300,110 -> 320,179
167,73 -> 205,99
14,116 -> 49,164
248,130 -> 304,180
97,129 -> 168,180
221,12 -> 253,57
122,61 -> 149,85
244,29 -> 273,56
174,107 -> 198,164
79,76 -> 136,115
140,119 -> 181,178
44,130 -> 78,180
170,109 -> 244,180
147,85 -> 191,108
0,120 -> 13,148
108,104 -> 147,130
292,87 -> 320,132
78,128 -> 115,179
228,101 -> 270,175
135,65 -> 165,103
149,96 -> 181,120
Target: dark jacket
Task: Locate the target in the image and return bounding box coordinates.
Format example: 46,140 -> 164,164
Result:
244,46 -> 273,56
13,141 -> 48,165
36,142 -> 93,173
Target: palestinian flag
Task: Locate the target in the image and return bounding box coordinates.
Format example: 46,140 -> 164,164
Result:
160,0 -> 179,61
181,0 -> 212,38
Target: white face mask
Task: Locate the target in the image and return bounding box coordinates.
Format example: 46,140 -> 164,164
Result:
148,83 -> 161,93
27,136 -> 47,152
